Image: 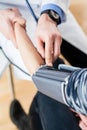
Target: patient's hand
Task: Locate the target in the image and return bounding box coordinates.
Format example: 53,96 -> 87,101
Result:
79,114 -> 87,130
0,8 -> 26,47
71,109 -> 87,130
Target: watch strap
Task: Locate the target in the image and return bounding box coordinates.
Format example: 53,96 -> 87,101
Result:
41,10 -> 61,25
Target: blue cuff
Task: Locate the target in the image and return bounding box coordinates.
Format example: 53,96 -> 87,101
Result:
41,3 -> 66,23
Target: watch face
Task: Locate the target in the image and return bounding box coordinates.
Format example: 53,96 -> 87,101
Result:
50,10 -> 59,20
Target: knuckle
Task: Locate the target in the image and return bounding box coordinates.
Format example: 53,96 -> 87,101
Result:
12,8 -> 20,13
56,33 -> 61,39
48,33 -> 54,39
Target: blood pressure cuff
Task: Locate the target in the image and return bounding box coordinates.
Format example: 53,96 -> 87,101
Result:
32,65 -> 87,115
32,65 -> 70,106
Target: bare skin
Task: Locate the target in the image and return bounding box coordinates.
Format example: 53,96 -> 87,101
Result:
14,22 -> 87,130
35,14 -> 62,66
0,8 -> 87,129
0,8 -> 62,66
14,22 -> 44,75
0,8 -> 25,47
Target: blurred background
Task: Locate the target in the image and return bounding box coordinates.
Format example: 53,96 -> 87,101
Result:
70,0 -> 87,35
0,0 -> 87,130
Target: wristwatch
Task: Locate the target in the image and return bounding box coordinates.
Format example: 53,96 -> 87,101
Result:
41,10 -> 61,25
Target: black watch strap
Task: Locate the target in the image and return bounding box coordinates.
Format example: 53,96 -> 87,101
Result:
41,10 -> 61,25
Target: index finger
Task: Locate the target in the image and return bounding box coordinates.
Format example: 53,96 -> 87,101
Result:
45,37 -> 54,66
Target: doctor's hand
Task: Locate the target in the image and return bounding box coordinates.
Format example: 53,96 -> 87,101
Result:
0,8 -> 26,47
35,13 -> 62,66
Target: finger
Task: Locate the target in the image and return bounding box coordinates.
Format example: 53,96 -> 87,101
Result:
8,8 -> 22,17
8,21 -> 17,48
35,38 -> 45,58
12,8 -> 22,15
79,114 -> 87,126
7,8 -> 22,20
45,37 -> 54,66
79,120 -> 87,130
13,17 -> 26,28
54,36 -> 62,61
7,8 -> 26,27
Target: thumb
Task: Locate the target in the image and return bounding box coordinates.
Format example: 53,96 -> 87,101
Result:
7,21 -> 17,48
13,17 -> 26,28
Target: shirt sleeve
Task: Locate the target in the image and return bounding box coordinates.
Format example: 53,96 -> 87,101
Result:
41,3 -> 66,23
41,0 -> 70,23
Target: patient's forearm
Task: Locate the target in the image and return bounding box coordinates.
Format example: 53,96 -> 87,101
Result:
14,23 -> 44,75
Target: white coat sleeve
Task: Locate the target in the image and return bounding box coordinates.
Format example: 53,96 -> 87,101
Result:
41,0 -> 70,14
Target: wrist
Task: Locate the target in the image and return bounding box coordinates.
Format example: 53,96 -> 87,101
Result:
41,4 -> 66,23
39,13 -> 58,26
41,10 -> 61,26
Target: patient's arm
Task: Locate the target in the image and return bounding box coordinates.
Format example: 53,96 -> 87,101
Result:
14,23 -> 44,76
14,23 -> 87,117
